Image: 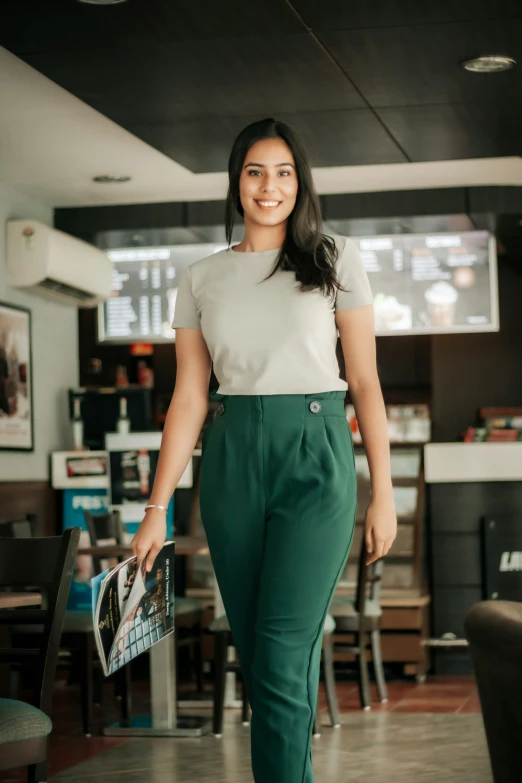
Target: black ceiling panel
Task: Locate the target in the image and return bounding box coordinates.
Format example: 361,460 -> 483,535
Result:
377,103 -> 522,161
0,0 -> 302,54
21,34 -> 365,127
130,109 -> 407,173
2,0 -> 521,174
292,0 -> 522,30
321,20 -> 522,107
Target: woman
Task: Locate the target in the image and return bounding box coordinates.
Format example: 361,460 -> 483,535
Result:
132,118 -> 397,783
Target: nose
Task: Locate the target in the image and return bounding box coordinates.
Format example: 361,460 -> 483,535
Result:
261,173 -> 278,193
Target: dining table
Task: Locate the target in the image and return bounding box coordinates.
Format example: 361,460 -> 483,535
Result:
78,536 -> 211,738
78,536 -> 210,559
0,593 -> 42,610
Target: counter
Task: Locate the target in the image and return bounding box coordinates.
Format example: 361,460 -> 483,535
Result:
425,442 -> 522,483
424,442 -> 522,674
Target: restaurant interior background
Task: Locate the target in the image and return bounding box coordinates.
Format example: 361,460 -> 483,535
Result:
1,1 -> 522,780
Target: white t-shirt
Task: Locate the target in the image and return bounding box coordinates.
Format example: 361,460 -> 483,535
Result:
172,235 -> 373,395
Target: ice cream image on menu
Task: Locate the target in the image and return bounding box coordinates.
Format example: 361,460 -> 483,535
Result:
424,281 -> 459,326
373,293 -> 412,331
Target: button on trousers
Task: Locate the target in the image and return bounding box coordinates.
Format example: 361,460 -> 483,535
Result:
200,391 -> 357,783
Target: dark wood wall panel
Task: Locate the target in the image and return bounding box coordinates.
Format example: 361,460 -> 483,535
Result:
55,202 -> 185,236
322,188 -> 468,220
431,259 -> 522,442
0,482 -> 58,537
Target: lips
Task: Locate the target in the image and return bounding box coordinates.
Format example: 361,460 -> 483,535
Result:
255,200 -> 281,209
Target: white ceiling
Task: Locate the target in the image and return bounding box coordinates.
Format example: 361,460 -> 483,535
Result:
1,46 -> 522,209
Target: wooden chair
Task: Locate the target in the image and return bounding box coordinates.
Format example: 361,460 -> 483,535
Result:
2,511 -> 130,735
465,600 -> 522,783
0,528 -> 80,783
209,613 -> 340,737
329,535 -> 387,709
0,514 -> 37,539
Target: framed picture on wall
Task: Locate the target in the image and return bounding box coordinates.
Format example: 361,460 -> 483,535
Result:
0,302 -> 34,451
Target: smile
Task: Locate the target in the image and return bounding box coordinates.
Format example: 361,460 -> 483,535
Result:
255,200 -> 281,209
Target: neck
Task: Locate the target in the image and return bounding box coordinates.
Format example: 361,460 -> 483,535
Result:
234,218 -> 287,253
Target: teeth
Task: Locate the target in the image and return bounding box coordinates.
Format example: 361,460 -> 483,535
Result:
257,201 -> 279,207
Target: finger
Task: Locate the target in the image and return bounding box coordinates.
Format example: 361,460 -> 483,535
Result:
365,527 -> 374,554
135,546 -> 148,568
366,541 -> 385,565
145,545 -> 160,573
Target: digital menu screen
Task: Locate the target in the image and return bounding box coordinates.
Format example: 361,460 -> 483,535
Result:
97,231 -> 498,341
353,230 -> 498,335
97,243 -> 224,343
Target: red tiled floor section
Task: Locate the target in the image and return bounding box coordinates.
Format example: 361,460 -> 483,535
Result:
0,676 -> 481,781
316,675 -> 480,715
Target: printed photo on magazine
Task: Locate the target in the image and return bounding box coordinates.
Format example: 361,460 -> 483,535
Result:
91,541 -> 175,676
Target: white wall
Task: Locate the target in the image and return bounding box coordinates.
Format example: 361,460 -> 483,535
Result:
0,181 -> 78,480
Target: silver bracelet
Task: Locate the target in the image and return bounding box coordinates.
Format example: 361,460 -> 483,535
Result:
145,504 -> 168,513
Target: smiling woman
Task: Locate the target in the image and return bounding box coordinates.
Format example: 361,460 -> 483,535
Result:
132,117 -> 396,783
224,117 -> 345,301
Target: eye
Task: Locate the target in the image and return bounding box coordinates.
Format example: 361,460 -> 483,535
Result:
278,170 -> 291,176
248,170 -> 262,176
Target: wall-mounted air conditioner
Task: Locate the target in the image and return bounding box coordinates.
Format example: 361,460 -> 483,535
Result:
7,219 -> 113,307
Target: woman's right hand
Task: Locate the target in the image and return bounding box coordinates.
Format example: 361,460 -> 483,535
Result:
131,509 -> 167,573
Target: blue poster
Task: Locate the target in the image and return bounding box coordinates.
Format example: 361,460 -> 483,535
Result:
63,488 -> 110,611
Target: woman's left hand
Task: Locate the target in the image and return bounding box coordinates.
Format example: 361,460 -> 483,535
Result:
364,494 -> 397,565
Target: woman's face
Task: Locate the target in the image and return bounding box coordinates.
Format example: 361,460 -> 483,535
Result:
239,138 -> 298,230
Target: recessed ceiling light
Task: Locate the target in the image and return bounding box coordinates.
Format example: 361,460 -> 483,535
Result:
461,55 -> 516,73
78,0 -> 128,5
92,174 -> 132,184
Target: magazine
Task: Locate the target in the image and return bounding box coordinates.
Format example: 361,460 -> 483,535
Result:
91,541 -> 175,676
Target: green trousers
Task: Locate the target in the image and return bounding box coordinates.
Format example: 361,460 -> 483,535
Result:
200,391 -> 357,783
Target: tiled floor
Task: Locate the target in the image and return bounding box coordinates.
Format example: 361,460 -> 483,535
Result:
0,676 -> 485,782
51,712 -> 492,783
51,713 -> 492,783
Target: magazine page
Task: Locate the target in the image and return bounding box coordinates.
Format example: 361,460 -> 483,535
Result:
91,569 -> 111,675
92,557 -> 135,677
105,541 -> 175,676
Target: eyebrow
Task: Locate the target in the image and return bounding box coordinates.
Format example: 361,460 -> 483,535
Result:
244,162 -> 295,169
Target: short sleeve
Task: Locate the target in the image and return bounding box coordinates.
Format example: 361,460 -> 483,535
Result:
172,267 -> 201,329
334,237 -> 373,311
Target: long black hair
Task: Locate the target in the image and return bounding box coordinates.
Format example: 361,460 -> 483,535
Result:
225,118 -> 346,302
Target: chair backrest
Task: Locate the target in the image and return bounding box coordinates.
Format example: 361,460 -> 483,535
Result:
84,509 -> 124,576
354,534 -> 385,616
0,513 -> 37,538
0,528 -> 80,716
465,600 -> 522,782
